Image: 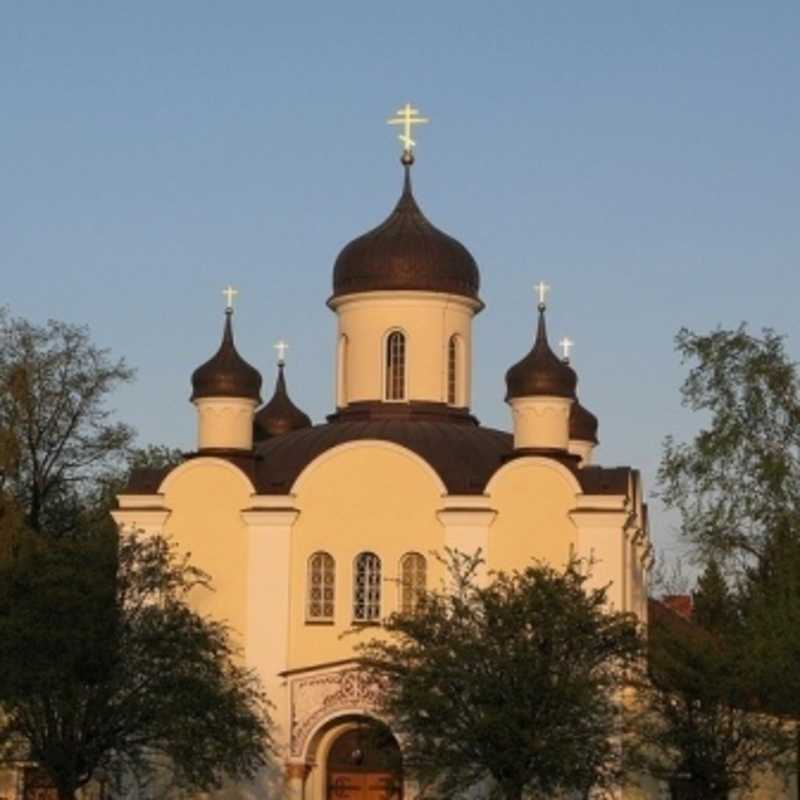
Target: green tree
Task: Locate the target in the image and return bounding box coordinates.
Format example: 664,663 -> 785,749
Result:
657,324 -> 800,795
358,553 -> 642,800
658,325 -> 800,565
0,311 -> 136,537
637,562 -> 787,799
0,527 -> 273,800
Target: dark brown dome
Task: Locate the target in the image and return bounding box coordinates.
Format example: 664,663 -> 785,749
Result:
505,309 -> 577,400
331,166 -> 480,301
570,399 -> 599,443
190,311 -> 262,403
254,364 -> 311,440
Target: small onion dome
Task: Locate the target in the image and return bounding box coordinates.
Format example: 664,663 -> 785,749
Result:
570,399 -> 599,443
331,165 -> 480,301
190,310 -> 262,403
505,308 -> 577,400
254,364 -> 311,440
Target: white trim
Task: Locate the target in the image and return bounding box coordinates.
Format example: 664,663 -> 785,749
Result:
158,455 -> 257,496
291,439 -> 448,496
484,455 -> 583,497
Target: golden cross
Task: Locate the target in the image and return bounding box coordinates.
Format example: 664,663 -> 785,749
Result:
387,103 -> 429,154
222,285 -> 238,310
274,339 -> 289,366
559,337 -> 574,360
534,281 -> 550,308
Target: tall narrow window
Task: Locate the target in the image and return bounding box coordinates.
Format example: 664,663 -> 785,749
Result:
447,335 -> 459,405
337,334 -> 348,408
307,551 -> 335,621
385,331 -> 406,400
400,552 -> 426,615
354,552 -> 382,621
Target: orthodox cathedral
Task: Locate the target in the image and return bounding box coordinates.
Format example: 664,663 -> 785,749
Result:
111,112 -> 655,800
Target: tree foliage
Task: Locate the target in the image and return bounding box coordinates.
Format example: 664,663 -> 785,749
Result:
358,552 -> 642,800
636,562 -> 788,799
0,311 -> 135,537
0,527 -> 273,800
658,325 -> 800,564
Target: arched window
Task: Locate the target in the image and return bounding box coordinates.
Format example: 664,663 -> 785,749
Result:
307,551 -> 335,621
385,331 -> 406,401
337,334 -> 348,408
447,335 -> 460,405
400,552 -> 426,615
353,552 -> 382,621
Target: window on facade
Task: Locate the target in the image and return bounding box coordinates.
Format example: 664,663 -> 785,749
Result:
337,335 -> 348,408
447,335 -> 459,405
400,552 -> 426,615
307,551 -> 335,621
385,331 -> 406,400
353,551 -> 382,621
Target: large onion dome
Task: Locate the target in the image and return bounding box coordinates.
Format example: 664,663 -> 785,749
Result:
190,310 -> 262,403
254,364 -> 311,440
505,308 -> 577,400
331,165 -> 480,301
570,399 -> 599,443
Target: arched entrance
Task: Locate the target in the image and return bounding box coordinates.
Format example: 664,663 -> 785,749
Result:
326,723 -> 402,799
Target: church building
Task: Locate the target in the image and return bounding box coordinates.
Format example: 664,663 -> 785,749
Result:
112,110 -> 653,800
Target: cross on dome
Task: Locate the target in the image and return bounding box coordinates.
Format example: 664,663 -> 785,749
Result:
534,280 -> 550,310
222,285 -> 239,311
387,103 -> 429,160
559,337 -> 574,361
274,339 -> 289,366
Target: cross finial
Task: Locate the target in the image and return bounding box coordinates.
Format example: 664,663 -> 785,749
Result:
534,280 -> 551,310
274,339 -> 289,366
222,285 -> 238,311
559,337 -> 574,361
387,103 -> 429,161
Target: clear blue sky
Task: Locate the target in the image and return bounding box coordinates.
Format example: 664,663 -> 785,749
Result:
2,2 -> 798,560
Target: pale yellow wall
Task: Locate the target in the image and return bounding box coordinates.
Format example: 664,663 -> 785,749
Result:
194,397 -> 257,451
486,459 -> 580,575
288,443 -> 447,669
159,458 -> 253,646
509,396 -> 572,450
330,291 -> 480,407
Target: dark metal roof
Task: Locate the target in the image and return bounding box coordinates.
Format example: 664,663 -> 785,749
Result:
254,364 -> 312,441
253,419 -> 510,494
121,421 -> 633,500
190,310 -> 262,403
505,308 -> 578,400
570,399 -> 599,444
331,166 -> 481,302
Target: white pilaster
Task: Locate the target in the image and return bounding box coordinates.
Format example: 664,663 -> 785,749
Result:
111,494 -> 170,536
241,499 -> 299,759
436,496 -> 497,585
569,499 -> 630,612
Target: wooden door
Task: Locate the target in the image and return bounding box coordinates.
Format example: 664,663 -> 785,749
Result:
327,726 -> 402,800
328,770 -> 400,800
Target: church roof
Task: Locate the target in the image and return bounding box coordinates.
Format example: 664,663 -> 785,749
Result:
190,310 -> 262,403
505,307 -> 578,400
331,165 -> 481,302
254,364 -> 312,441
569,399 -> 599,444
253,420 -> 509,494
122,422 -> 634,499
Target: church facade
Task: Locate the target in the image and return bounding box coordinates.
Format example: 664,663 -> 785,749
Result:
112,148 -> 656,800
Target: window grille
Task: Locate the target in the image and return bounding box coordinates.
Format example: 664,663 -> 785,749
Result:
354,552 -> 382,621
385,331 -> 406,400
400,552 -> 426,614
307,551 -> 335,620
447,335 -> 458,405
